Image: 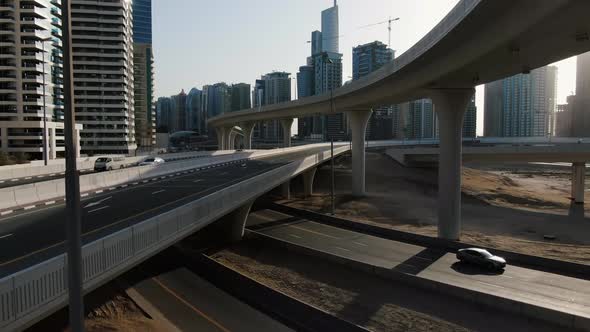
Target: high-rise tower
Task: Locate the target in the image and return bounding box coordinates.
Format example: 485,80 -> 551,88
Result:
321,1 -> 339,53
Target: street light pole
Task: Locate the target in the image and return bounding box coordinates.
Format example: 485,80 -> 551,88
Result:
330,137 -> 335,215
62,1 -> 84,331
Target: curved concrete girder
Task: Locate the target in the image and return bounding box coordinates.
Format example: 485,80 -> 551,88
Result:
216,127 -> 229,150
430,88 -> 475,241
346,110 -> 373,197
302,167 -> 317,198
208,201 -> 254,243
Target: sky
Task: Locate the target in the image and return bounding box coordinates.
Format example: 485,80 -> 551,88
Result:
153,0 -> 578,136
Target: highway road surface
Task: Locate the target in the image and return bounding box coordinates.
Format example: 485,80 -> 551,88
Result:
0,146 -> 335,278
131,266 -> 293,332
247,209 -> 590,325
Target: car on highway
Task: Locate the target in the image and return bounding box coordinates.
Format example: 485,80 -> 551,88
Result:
94,156 -> 127,172
139,157 -> 165,166
456,248 -> 506,270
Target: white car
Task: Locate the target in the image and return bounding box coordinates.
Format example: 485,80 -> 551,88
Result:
456,248 -> 506,270
139,157 -> 165,166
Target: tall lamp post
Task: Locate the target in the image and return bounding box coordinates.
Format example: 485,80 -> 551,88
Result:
323,53 -> 336,215
62,1 -> 84,331
41,37 -> 53,166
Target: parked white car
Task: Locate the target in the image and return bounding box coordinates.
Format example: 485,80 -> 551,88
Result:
139,157 -> 165,166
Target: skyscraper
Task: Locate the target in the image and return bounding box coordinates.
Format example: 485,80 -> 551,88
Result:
132,0 -> 155,150
253,72 -> 291,142
72,0 -> 136,155
297,65 -> 315,138
156,97 -> 172,132
230,83 -> 251,111
463,95 -> 477,138
573,52 -> 590,136
321,1 -> 339,54
186,88 -> 203,133
352,41 -> 394,140
206,83 -> 231,119
484,66 -> 557,137
170,90 -> 187,133
0,0 -> 83,160
352,41 -> 394,80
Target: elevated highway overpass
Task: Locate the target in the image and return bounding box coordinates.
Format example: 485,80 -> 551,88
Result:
209,0 -> 590,240
0,143 -> 351,331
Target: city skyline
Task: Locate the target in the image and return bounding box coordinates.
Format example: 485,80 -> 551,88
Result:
153,0 -> 577,136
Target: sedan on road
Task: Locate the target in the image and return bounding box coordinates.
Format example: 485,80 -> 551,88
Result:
139,157 -> 165,166
456,248 -> 506,270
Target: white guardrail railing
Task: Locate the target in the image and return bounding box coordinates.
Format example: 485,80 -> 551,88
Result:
0,144 -> 350,331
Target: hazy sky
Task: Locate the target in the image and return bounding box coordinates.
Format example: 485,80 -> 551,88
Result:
153,0 -> 578,136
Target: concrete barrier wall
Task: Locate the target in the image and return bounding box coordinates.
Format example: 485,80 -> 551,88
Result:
0,143 -> 350,331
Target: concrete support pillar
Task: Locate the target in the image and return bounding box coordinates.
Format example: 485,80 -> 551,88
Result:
281,180 -> 291,200
346,110 -> 373,197
280,118 -> 294,148
216,127 -> 228,150
572,162 -> 586,204
228,131 -> 237,150
210,201 -> 254,243
431,88 -> 475,241
50,127 -> 57,159
240,122 -> 255,150
302,167 -> 317,198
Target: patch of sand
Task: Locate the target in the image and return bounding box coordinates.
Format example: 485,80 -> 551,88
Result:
283,152 -> 590,264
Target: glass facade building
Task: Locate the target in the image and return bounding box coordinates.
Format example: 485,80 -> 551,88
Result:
133,0 -> 152,44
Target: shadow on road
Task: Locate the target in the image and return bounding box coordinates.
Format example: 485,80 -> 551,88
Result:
451,261 -> 505,276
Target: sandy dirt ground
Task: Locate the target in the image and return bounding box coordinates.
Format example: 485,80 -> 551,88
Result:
282,152 -> 590,264
28,282 -> 166,332
211,241 -> 470,332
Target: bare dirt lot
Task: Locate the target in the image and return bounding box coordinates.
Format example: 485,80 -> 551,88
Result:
282,151 -> 590,264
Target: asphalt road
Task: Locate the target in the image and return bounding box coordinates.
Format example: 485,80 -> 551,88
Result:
131,266 -> 293,332
0,145 -> 338,278
247,209 -> 590,323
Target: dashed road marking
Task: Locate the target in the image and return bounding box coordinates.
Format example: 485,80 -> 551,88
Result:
334,246 -> 352,252
0,211 -> 13,216
152,189 -> 166,195
88,206 -> 109,214
289,234 -> 302,239
289,225 -> 340,239
353,241 -> 368,247
45,201 -> 56,206
23,205 -> 36,210
0,234 -> 13,240
95,190 -> 103,194
81,193 -> 89,197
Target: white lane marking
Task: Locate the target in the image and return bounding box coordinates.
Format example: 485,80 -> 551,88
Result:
45,201 -> 56,206
88,206 -> 109,214
24,205 -> 36,210
84,196 -> 112,209
81,193 -> 89,197
334,246 -> 352,252
10,179 -> 18,182
289,234 -> 302,239
152,189 -> 166,195
353,241 -> 368,247
25,177 -> 32,180
49,173 -> 56,176
121,185 -> 128,188
0,180 -> 4,183
142,180 -> 149,183
95,190 -> 103,194
477,281 -> 506,289
0,234 -> 13,240
193,179 -> 203,183
108,187 -> 116,191
0,210 -> 13,216
290,225 -> 340,239
132,182 -> 139,185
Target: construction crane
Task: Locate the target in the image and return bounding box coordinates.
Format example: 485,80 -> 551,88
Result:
358,17 -> 400,49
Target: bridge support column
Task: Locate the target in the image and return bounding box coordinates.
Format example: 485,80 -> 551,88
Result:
346,110 -> 372,197
216,127 -> 228,150
280,118 -> 294,148
228,131 -> 237,150
431,88 -> 475,241
572,162 -> 586,204
210,201 -> 254,243
302,167 -> 317,198
223,128 -> 234,150
240,122 -> 255,150
281,180 -> 291,200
